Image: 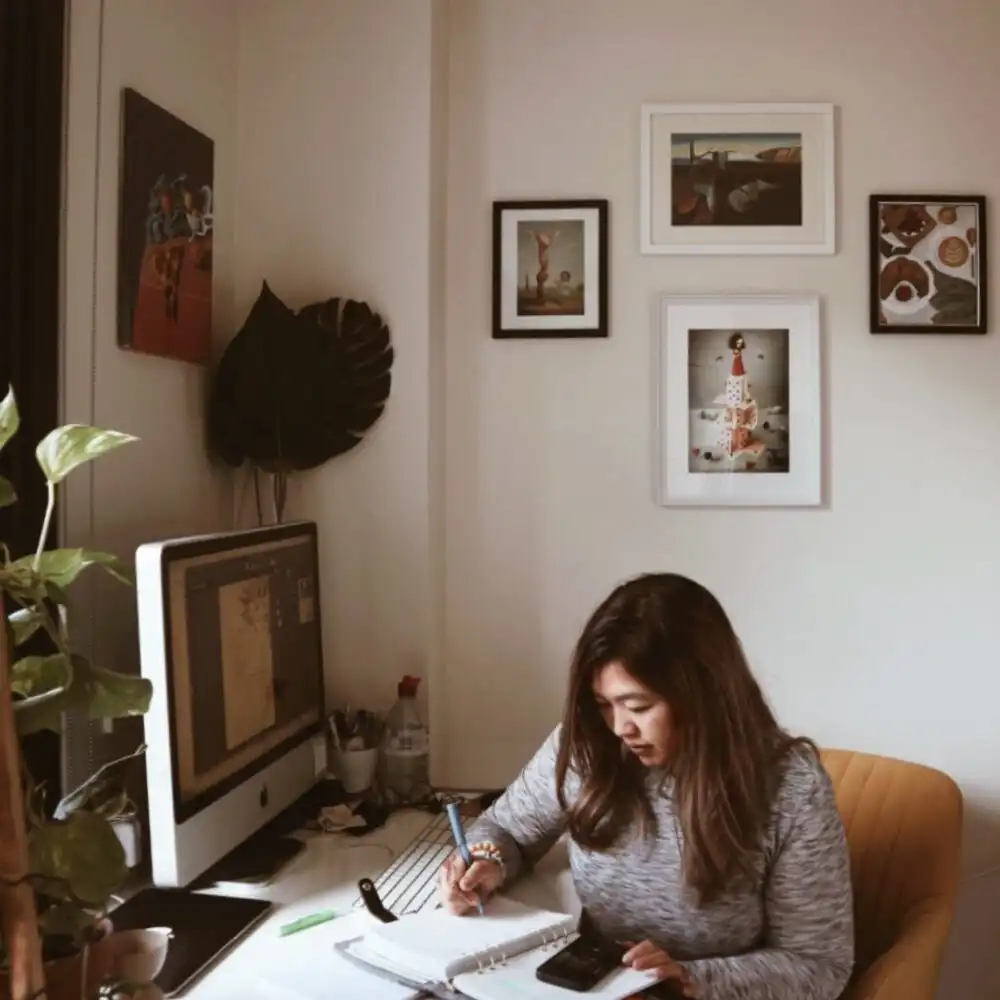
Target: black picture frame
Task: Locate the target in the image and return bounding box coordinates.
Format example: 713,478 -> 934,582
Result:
492,199 -> 609,339
869,193 -> 988,335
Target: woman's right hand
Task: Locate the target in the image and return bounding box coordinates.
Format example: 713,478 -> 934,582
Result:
439,853 -> 504,914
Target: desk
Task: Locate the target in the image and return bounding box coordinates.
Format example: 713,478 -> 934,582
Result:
179,808 -> 578,999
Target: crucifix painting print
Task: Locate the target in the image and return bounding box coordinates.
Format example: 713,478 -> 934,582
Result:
492,199 -> 609,339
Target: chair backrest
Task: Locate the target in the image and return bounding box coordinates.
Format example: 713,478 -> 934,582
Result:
820,748 -> 963,975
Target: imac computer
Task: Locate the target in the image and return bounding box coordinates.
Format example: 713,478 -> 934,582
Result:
135,520 -> 326,889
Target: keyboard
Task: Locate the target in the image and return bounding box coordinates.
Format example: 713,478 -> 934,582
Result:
353,809 -> 464,916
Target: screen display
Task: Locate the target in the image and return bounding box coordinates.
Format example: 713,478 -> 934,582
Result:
165,532 -> 323,811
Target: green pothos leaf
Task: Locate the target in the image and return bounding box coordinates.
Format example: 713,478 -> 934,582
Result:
0,560 -> 44,603
35,424 -> 138,484
86,662 -> 153,720
0,384 -> 19,452
10,653 -> 73,698
11,548 -> 133,590
28,811 -> 127,906
54,745 -> 146,820
0,475 -> 15,507
9,606 -> 44,645
11,654 -> 75,735
11,652 -> 151,735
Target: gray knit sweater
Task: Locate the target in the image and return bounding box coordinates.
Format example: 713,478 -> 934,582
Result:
465,726 -> 855,1000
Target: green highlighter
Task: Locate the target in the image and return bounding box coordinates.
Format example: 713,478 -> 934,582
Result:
279,909 -> 339,937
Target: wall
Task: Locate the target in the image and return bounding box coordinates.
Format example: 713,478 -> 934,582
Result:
439,0 -> 1000,994
62,0 -> 240,776
233,0 -> 449,724
62,0 -> 1000,992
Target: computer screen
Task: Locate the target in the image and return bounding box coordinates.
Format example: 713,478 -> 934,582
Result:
159,523 -> 324,823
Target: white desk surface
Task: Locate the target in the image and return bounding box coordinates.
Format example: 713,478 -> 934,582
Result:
179,807 -> 577,1000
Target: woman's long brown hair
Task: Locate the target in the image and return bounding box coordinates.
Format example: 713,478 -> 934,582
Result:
554,573 -> 812,903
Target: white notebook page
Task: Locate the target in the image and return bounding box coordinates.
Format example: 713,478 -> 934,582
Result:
452,939 -> 661,1000
363,896 -> 577,980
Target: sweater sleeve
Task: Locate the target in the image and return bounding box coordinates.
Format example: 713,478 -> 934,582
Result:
463,724 -> 568,884
676,752 -> 855,1000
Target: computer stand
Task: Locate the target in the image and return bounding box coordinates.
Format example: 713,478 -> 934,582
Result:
188,778 -> 346,889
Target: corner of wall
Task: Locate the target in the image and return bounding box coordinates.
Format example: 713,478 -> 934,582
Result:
427,0 -> 452,787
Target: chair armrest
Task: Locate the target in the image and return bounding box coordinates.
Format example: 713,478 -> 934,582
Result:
840,899 -> 955,1000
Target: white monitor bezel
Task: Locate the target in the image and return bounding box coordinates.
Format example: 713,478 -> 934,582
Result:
136,521 -> 325,887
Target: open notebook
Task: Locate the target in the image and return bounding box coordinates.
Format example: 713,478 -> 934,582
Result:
337,895 -> 660,1000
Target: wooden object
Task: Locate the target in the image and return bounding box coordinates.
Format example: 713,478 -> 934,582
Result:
0,595 -> 46,999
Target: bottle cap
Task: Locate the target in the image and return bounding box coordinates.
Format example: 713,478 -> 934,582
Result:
398,675 -> 421,698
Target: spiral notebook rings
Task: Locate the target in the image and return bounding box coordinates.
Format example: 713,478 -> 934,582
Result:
473,945 -> 513,973
451,920 -> 575,975
539,927 -> 574,951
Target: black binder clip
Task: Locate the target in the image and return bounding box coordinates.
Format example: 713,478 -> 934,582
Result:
358,878 -> 397,923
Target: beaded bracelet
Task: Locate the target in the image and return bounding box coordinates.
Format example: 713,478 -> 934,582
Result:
468,840 -> 505,879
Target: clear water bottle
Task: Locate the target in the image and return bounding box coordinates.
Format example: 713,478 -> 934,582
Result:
380,675 -> 431,806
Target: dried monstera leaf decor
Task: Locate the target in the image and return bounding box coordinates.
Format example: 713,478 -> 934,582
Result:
208,281 -> 394,517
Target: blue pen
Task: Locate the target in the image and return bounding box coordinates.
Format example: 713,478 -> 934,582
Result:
445,801 -> 485,916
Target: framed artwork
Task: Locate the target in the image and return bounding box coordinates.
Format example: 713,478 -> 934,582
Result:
655,293 -> 822,507
117,87 -> 215,365
639,103 -> 836,255
492,199 -> 609,339
869,194 -> 988,335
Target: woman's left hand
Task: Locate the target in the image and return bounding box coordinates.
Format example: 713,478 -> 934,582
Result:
621,939 -> 698,997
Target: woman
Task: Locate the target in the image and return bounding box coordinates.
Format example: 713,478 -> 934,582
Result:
439,573 -> 854,1000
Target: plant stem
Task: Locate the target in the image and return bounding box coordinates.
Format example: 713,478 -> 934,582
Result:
32,483 -> 55,571
0,593 -> 46,1000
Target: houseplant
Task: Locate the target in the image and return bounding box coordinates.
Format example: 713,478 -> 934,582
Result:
0,385 -> 154,1000
207,281 -> 394,524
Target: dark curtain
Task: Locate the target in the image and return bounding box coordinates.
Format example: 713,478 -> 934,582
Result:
0,0 -> 66,559
0,0 -> 68,806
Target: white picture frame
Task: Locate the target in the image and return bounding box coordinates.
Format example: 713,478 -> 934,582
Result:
654,293 -> 822,507
640,102 -> 836,255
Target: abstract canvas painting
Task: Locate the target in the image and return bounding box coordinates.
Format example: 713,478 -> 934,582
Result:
117,88 -> 215,364
869,195 -> 987,334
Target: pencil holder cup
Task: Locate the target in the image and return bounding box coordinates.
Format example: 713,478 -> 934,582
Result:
334,747 -> 378,795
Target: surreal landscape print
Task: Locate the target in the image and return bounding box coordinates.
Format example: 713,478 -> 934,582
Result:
671,132 -> 802,227
875,200 -> 983,331
516,219 -> 585,316
688,327 -> 790,473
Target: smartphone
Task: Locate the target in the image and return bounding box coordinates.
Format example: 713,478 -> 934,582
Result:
535,933 -> 626,992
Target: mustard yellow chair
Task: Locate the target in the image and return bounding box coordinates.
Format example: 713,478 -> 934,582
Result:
822,749 -> 963,1000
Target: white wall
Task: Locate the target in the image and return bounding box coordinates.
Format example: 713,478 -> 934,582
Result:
439,1 -> 1000,995
233,0 -> 449,723
62,0 -> 240,771
63,0 -> 1000,992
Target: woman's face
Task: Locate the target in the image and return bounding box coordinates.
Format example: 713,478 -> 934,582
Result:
591,661 -> 673,767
